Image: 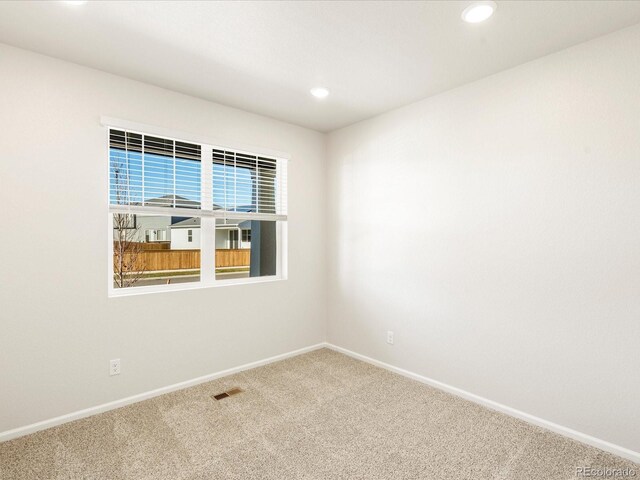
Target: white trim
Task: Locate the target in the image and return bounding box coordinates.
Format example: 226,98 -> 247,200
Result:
107,212 -> 115,294
200,144 -> 213,212
106,118 -> 289,297
199,217 -> 216,284
0,343 -> 325,443
108,205 -> 287,222
277,220 -> 288,280
100,116 -> 291,161
325,343 -> 640,464
106,128 -> 114,296
108,273 -> 285,298
3,341 -> 637,463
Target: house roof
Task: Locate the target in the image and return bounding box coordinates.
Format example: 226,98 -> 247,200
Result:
170,217 -> 253,229
145,194 -> 200,208
170,217 -> 201,228
137,196 -> 257,212
126,194 -> 201,209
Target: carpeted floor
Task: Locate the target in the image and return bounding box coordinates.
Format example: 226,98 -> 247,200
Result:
0,348 -> 637,479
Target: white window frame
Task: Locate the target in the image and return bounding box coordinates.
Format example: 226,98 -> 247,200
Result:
104,117 -> 289,297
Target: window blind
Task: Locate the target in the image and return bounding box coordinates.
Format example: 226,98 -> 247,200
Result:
108,127 -> 287,219
212,149 -> 287,216
109,129 -> 202,209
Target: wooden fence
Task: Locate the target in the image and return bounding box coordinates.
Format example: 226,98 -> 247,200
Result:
216,249 -> 251,268
138,242 -> 171,251
118,248 -> 250,272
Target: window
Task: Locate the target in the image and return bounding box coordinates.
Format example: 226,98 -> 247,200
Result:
108,124 -> 287,295
145,228 -> 167,242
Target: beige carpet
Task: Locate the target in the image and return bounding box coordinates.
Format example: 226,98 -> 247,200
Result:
0,348 -> 637,480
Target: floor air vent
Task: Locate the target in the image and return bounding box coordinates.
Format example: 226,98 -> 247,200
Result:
212,387 -> 243,401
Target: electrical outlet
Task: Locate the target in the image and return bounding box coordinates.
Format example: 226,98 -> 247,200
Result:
387,331 -> 394,345
109,358 -> 121,376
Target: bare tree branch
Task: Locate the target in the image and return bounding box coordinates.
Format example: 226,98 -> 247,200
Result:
112,159 -> 146,288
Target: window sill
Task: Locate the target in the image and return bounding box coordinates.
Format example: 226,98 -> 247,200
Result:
108,275 -> 286,298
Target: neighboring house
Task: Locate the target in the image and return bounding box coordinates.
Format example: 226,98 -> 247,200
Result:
215,219 -> 252,250
114,194 -> 199,244
170,217 -> 252,250
140,216 -> 172,243
214,205 -> 255,249
141,194 -> 200,209
113,213 -> 172,244
114,195 -> 253,250
170,217 -> 201,249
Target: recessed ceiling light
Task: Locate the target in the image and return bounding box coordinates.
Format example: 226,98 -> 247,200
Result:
461,1 -> 496,23
310,87 -> 330,99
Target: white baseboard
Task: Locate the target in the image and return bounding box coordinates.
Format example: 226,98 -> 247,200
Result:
3,341 -> 638,464
0,343 -> 325,443
325,343 -> 640,464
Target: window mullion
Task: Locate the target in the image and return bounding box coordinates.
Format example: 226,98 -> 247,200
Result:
201,144 -> 213,211
200,145 -> 215,283
141,134 -> 145,206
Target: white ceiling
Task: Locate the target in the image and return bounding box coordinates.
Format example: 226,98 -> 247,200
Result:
1,1 -> 640,132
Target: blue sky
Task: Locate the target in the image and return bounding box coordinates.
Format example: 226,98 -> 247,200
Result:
110,148 -> 254,209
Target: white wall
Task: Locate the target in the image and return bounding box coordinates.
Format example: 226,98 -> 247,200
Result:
327,25 -> 640,453
0,44 -> 326,433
